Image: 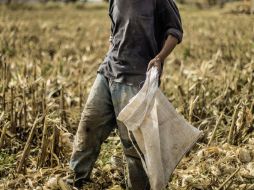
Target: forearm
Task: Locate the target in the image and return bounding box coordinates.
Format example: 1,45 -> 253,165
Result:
147,35 -> 179,72
156,35 -> 178,62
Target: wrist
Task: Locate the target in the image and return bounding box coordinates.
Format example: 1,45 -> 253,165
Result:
155,55 -> 164,63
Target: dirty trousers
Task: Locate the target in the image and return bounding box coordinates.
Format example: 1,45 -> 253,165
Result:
70,73 -> 150,190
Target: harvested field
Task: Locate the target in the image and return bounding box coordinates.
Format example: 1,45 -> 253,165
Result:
0,3 -> 254,190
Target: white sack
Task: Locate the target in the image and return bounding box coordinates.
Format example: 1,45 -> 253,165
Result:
117,67 -> 203,190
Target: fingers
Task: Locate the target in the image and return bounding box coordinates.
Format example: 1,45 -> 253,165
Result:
147,61 -> 159,71
154,61 -> 161,73
147,61 -> 153,71
154,61 -> 160,68
147,58 -> 162,74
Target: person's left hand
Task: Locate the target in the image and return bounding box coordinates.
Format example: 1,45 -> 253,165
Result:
147,57 -> 163,75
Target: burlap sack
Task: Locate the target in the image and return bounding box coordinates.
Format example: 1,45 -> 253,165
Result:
118,67 -> 203,190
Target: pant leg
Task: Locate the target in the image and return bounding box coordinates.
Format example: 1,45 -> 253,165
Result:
70,74 -> 116,180
110,81 -> 150,190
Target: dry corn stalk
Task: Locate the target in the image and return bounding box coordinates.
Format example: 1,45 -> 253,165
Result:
51,125 -> 60,167
189,96 -> 199,123
227,103 -> 240,144
0,125 -> 7,148
208,112 -> 223,146
37,114 -> 48,168
17,115 -> 40,173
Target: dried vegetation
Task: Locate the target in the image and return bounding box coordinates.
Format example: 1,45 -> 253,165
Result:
0,3 -> 253,190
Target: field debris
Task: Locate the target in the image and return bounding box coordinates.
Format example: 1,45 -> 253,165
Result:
0,3 -> 253,190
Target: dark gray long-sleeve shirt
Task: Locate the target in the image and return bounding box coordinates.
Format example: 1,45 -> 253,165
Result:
98,0 -> 183,87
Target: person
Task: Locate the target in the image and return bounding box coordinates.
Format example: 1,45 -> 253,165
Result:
67,0 -> 183,189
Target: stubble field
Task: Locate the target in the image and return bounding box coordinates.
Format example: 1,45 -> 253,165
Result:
0,3 -> 254,190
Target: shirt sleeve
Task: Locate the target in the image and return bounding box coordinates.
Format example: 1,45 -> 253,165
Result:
109,0 -> 115,43
157,0 -> 183,44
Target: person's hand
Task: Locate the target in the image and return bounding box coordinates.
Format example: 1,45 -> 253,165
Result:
147,56 -> 163,75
